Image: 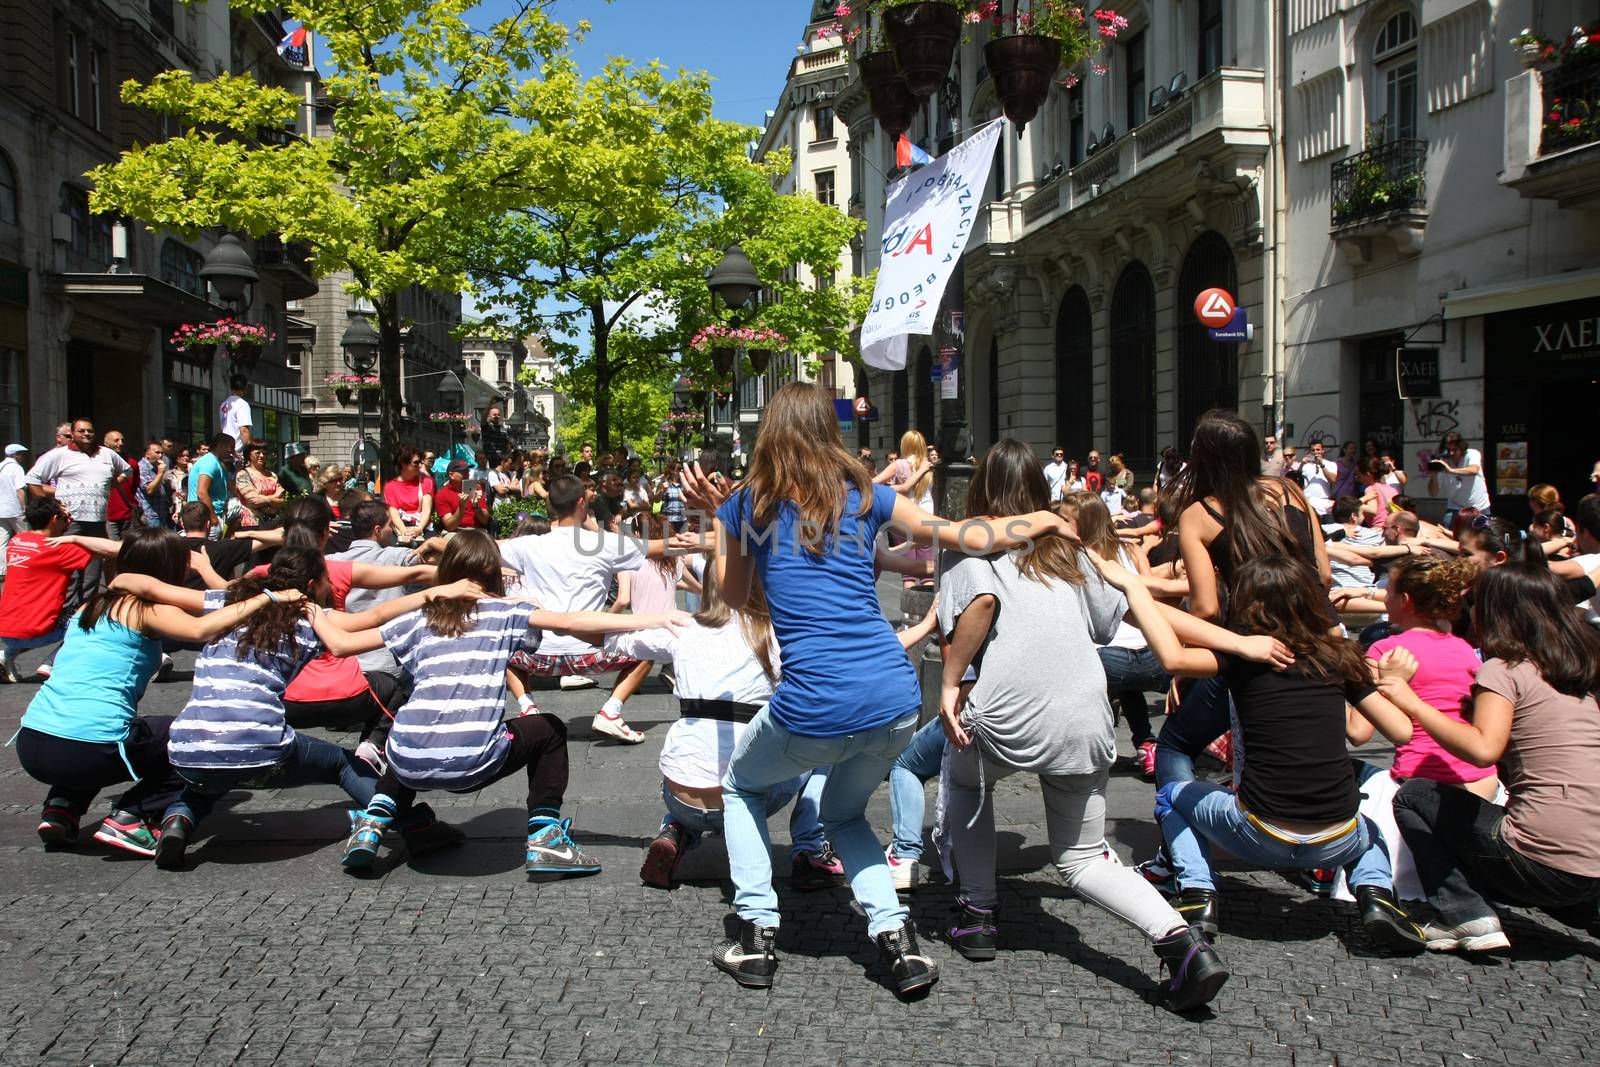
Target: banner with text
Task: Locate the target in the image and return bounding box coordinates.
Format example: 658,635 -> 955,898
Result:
861,119 -> 1005,364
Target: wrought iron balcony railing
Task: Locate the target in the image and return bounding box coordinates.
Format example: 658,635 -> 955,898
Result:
1330,138 -> 1428,228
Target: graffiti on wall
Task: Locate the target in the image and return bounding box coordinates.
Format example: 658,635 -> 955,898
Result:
1411,398 -> 1460,441
1301,415 -> 1341,448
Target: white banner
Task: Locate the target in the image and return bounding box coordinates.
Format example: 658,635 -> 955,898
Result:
861,119 -> 1005,362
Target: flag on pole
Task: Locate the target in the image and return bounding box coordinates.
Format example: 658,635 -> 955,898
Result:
895,135 -> 933,169
277,25 -> 309,66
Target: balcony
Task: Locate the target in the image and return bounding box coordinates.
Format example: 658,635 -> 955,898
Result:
1329,139 -> 1428,264
1503,61 -> 1600,209
256,234 -> 318,301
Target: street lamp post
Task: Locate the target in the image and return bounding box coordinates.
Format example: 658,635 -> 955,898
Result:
436,369 -> 464,462
706,243 -> 762,472
340,313 -> 380,481
200,233 -> 262,379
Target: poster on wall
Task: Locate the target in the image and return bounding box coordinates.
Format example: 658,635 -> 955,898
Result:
1496,441 -> 1528,495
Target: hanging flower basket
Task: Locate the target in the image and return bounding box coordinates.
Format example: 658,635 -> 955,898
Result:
883,2 -> 964,100
690,324 -> 789,354
748,349 -> 773,374
428,412 -> 469,425
169,317 -> 274,353
984,34 -> 1061,132
323,373 -> 382,392
858,51 -> 918,142
711,347 -> 736,377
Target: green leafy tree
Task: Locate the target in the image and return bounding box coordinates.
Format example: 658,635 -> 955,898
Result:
87,0 -> 585,468
464,60 -> 866,451
553,373 -> 672,460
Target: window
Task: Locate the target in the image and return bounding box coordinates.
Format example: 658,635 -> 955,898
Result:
0,152 -> 16,225
160,239 -> 204,295
468,358 -> 481,376
0,350 -> 20,449
89,48 -> 101,130
1198,0 -> 1223,78
1067,85 -> 1086,166
813,105 -> 835,142
815,169 -> 836,206
59,184 -> 111,263
66,33 -> 81,117
815,268 -> 835,291
497,357 -> 508,381
992,134 -> 1007,199
1372,11 -> 1418,142
1124,31 -> 1147,129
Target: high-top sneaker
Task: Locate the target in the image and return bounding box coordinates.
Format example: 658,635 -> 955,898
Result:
1174,887 -> 1220,938
37,800 -> 82,847
876,920 -> 939,996
1153,925 -> 1230,1012
947,899 -> 998,961
1356,885 -> 1425,953
712,917 -> 779,989
154,813 -> 193,871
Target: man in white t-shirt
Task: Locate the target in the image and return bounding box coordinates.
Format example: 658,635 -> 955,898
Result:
1426,432 -> 1491,527
0,443 -> 28,583
219,375 -> 253,448
502,473 -> 675,744
24,419 -> 131,594
1043,447 -> 1069,503
1298,441 -> 1338,516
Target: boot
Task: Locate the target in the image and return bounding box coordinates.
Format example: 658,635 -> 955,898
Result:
1153,925 -> 1229,1012
947,899 -> 998,961
876,920 -> 939,997
712,917 -> 779,989
1174,887 -> 1220,938
1356,885 -> 1425,953
154,813 -> 192,871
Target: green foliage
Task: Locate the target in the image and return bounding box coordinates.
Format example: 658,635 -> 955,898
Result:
552,373 -> 672,459
492,493 -> 546,537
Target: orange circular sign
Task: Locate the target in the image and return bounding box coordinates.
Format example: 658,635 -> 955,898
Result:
1193,287 -> 1235,328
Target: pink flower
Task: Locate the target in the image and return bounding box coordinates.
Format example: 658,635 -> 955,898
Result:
1092,61 -> 1108,75
1061,72 -> 1081,88
834,2 -> 851,16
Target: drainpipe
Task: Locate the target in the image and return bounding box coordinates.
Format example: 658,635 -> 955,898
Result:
1265,0 -> 1288,435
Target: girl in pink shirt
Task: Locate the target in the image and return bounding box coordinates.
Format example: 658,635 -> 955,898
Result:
1365,556 -> 1497,798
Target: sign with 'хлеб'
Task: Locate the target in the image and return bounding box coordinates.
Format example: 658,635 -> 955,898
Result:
1396,347 -> 1441,399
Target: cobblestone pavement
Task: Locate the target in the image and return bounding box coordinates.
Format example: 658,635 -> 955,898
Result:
1,580 -> 1597,1065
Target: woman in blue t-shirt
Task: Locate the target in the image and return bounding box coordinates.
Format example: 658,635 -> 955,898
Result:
681,381 -> 1071,998
16,527 -> 297,857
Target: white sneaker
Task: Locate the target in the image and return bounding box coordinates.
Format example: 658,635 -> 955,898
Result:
591,710 -> 645,744
33,662 -> 51,680
885,847 -> 923,892
1422,916 -> 1510,953
560,674 -> 597,690
355,741 -> 388,776
152,653 -> 174,683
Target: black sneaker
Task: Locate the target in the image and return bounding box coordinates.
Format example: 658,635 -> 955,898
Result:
37,802 -> 81,847
789,843 -> 847,891
1153,925 -> 1230,1012
154,813 -> 192,871
1356,885 -> 1425,953
947,899 -> 998,961
712,917 -> 779,989
876,920 -> 939,997
1174,887 -> 1220,938
640,823 -> 688,889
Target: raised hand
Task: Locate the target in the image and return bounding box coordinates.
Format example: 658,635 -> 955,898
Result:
1237,634 -> 1296,670
425,579 -> 485,602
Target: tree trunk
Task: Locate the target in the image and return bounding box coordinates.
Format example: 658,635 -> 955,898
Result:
377,297 -> 403,476
591,300 -> 612,452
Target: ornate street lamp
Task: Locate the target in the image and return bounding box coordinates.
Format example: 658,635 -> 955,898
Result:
340,313 -> 380,475
200,233 -> 259,309
706,244 -> 760,313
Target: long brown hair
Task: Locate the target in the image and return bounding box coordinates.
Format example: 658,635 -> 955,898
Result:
742,382 -> 871,551
228,546 -> 325,663
1230,556 -> 1370,689
79,526 -> 190,634
1474,563 -> 1600,697
694,561 -> 778,682
423,530 -> 505,638
1175,409 -> 1305,569
968,438 -> 1082,586
1061,491 -> 1119,561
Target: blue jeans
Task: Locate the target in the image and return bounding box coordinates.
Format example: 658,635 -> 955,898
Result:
661,771 -> 822,858
1157,780 -> 1394,893
2,623 -> 67,670
889,719 -> 947,860
165,734 -> 379,827
722,708 -> 917,937
1154,676 -> 1231,788
1098,645 -> 1169,748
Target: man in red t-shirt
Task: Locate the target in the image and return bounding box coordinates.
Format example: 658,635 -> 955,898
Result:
433,459 -> 489,532
0,498 -> 90,682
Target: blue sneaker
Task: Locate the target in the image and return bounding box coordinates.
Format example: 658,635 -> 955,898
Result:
1136,846 -> 1177,895
525,817 -> 601,878
342,810 -> 391,869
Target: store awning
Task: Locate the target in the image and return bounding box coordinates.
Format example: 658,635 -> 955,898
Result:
1443,268 -> 1600,320
45,272 -> 227,325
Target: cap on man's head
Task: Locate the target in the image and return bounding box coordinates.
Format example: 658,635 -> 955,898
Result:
4,443 -> 27,456
447,458 -> 471,475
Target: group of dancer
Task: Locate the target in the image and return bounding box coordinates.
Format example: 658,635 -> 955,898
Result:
8,382 -> 1600,1015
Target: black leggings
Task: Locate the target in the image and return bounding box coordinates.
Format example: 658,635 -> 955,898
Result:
15,717 -> 186,822
282,672 -> 403,745
377,713 -> 569,818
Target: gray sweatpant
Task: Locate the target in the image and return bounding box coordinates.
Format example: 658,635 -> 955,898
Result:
944,749 -> 1186,941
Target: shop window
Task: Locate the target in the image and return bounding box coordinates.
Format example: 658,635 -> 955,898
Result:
1372,10 -> 1418,142
1358,333 -> 1405,455
160,239 -> 204,295
0,151 -> 17,225
1055,286 -> 1093,459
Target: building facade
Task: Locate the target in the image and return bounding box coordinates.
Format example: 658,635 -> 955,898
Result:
461,330 -> 561,452
1281,0 -> 1600,521
0,1 -> 316,454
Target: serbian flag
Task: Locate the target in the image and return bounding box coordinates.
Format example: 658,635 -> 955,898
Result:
277,25 -> 309,65
896,135 -> 933,168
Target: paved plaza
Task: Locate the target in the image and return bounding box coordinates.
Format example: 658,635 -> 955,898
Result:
1,582 -> 1597,1066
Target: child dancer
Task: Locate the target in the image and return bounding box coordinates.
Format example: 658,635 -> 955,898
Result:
338,531 -> 688,875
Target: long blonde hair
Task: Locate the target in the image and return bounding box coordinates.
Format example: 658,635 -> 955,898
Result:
695,563 -> 778,681
743,382 -> 871,551
899,429 -> 932,501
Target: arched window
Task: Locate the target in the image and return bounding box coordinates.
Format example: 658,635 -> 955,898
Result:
0,151 -> 17,226
1372,10 -> 1418,142
1109,263 -> 1156,475
913,345 -> 935,437
1054,286 -> 1093,460
1175,232 -> 1239,447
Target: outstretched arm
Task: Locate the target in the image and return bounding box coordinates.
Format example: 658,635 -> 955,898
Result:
939,594 -> 994,749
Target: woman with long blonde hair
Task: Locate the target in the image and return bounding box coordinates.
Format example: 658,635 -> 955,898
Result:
874,430 -> 936,587
682,382 -> 1071,997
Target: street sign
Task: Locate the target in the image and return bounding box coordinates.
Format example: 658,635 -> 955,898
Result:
1194,287 -> 1235,328
1207,307 -> 1253,343
352,437 -> 379,471
853,396 -> 878,421
1395,346 -> 1441,399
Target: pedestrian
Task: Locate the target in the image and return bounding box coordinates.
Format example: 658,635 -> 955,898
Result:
656,458 -> 687,532
165,447 -> 191,527
277,452 -> 317,498
186,433 -> 236,534
1157,446 -> 1185,490
17,527 -> 287,855
0,442 -> 29,585
1332,440 -> 1361,499
135,439 -> 170,530
24,418 -> 132,592
339,530 -> 686,873
681,382 -> 1072,998
1380,450 -> 1407,490
1297,440 -> 1338,516
102,429 -> 140,541
1427,432 -> 1490,527
1109,451 -> 1135,493
1260,434 -> 1284,477
433,460 -> 489,531
1084,448 -> 1105,493
220,374 -> 253,448
1358,457 -> 1399,528
873,431 -> 934,588
480,405 -> 510,469
1043,446 -> 1069,502
0,498 -> 94,682
1111,552 -> 1427,952
233,442 -> 287,530
384,447 -> 434,545
1385,562 -> 1600,952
